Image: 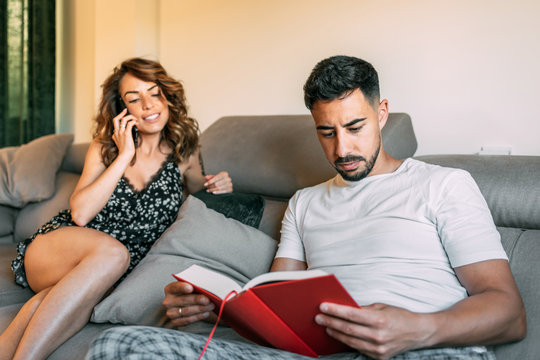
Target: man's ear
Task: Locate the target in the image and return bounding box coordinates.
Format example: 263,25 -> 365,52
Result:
377,99 -> 389,129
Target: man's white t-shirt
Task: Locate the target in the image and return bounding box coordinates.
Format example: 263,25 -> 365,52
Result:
276,158 -> 507,313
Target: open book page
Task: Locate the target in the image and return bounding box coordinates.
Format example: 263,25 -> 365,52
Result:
242,269 -> 328,290
174,265 -> 329,300
174,265 -> 243,300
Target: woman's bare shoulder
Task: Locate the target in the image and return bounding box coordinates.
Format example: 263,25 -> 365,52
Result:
83,139 -> 107,168
87,138 -> 104,152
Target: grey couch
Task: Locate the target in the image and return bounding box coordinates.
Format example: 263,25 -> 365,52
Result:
0,113 -> 537,359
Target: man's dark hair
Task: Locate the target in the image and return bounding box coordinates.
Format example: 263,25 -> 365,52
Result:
303,55 -> 380,110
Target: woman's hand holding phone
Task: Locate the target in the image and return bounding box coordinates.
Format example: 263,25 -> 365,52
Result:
112,108 -> 137,161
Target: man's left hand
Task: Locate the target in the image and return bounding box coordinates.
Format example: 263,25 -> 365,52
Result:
315,302 -> 433,360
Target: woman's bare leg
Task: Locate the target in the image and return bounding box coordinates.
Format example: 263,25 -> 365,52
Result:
0,287 -> 51,360
2,226 -> 130,360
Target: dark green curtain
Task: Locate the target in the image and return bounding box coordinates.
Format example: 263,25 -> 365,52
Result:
0,1 -> 8,144
0,0 -> 55,148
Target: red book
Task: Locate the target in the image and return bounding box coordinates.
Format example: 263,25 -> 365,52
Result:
173,265 -> 360,357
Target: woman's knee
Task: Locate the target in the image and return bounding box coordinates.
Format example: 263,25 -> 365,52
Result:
93,237 -> 130,274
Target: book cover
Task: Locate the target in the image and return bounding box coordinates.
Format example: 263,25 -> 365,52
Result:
173,265 -> 360,357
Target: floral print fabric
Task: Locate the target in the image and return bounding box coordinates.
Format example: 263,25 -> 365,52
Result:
11,160 -> 183,288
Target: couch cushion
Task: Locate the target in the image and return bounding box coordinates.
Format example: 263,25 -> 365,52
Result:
60,142 -> 90,174
0,205 -> 17,241
200,113 -> 417,199
415,155 -> 540,230
258,198 -> 288,240
0,244 -> 34,305
91,196 -> 277,325
0,134 -> 74,208
14,171 -> 79,243
494,227 -> 540,359
0,234 -> 14,243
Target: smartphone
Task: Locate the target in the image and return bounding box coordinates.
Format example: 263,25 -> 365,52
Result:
113,96 -> 138,146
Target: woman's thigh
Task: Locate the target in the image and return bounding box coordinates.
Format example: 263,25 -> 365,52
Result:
24,226 -> 128,292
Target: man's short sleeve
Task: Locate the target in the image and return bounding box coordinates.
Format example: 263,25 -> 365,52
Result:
275,193 -> 306,261
435,169 -> 508,267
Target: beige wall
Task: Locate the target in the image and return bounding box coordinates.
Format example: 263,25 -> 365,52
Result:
59,0 -> 540,155
56,0 -> 95,142
56,0 -> 159,142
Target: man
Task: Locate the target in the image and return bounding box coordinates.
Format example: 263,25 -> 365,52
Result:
86,56 -> 526,360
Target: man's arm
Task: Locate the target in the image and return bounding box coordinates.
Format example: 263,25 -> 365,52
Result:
315,259 -> 526,360
270,257 -> 307,271
433,259 -> 526,345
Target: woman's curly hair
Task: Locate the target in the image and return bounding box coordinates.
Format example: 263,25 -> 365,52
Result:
94,57 -> 200,166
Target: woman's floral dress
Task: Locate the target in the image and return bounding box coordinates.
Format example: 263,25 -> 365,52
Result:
11,160 -> 183,288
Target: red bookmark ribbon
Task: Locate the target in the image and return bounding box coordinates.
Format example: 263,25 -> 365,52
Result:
197,290 -> 238,360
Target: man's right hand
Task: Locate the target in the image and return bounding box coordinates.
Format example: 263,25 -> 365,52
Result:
162,281 -> 216,327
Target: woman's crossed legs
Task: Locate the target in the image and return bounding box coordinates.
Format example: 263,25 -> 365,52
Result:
0,226 -> 130,360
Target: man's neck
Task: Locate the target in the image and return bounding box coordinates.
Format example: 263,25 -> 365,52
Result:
368,150 -> 403,177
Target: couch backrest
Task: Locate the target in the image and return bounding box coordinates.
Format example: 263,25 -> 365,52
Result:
58,113 -> 418,192
61,142 -> 90,174
200,113 -> 417,199
414,155 -> 540,230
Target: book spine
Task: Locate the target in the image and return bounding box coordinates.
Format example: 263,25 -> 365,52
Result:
224,290 -> 318,358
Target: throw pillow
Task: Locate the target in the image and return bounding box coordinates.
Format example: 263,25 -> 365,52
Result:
192,190 -> 265,228
0,133 -> 74,208
91,196 -> 277,326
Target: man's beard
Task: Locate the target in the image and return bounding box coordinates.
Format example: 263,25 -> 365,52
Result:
334,139 -> 381,182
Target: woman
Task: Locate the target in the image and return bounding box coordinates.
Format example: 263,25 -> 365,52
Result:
0,58 -> 233,359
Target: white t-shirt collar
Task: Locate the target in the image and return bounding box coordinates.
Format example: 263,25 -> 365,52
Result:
336,157 -> 412,187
